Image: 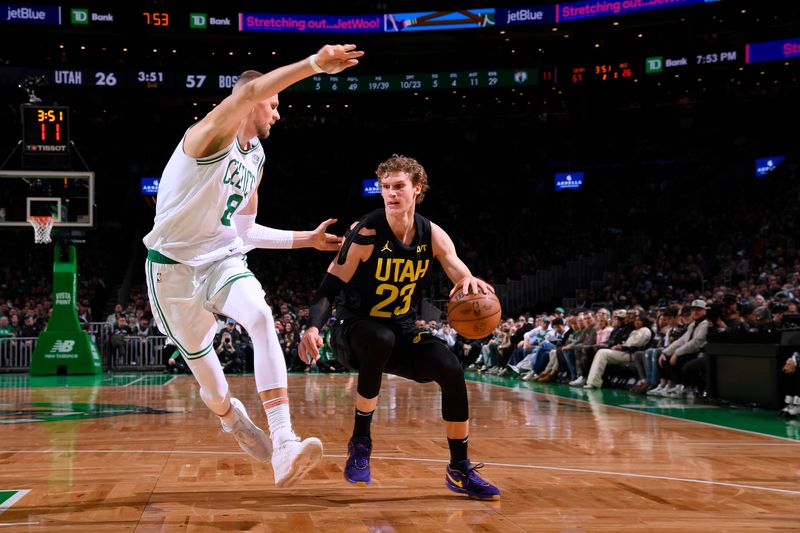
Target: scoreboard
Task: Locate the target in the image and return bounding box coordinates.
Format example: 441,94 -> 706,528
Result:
0,67 -> 543,93
298,69 -> 540,93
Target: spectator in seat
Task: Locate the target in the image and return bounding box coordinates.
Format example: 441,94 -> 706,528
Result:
106,304 -> 124,326
19,314 -> 41,338
559,312 -> 595,383
570,308 -> 610,387
282,321 -> 304,371
132,317 -> 153,338
655,299 -> 709,398
634,305 -> 678,393
528,315 -> 577,382
434,322 -> 458,352
779,351 -> 800,418
111,315 -> 133,365
524,316 -> 571,381
215,328 -> 245,374
501,316 -> 547,376
454,333 -> 484,369
584,312 -> 652,389
474,323 -> 510,372
0,316 -> 17,339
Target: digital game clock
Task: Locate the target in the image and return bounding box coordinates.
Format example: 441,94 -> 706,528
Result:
21,105 -> 70,155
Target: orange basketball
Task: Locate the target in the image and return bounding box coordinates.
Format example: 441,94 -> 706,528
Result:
447,290 -> 502,340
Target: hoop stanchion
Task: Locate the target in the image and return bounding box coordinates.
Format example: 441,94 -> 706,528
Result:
28,215 -> 54,244
30,245 -> 103,375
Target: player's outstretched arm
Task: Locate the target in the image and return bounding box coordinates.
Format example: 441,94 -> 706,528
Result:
234,212 -> 342,251
431,222 -> 495,297
185,44 -> 364,158
291,219 -> 342,250
233,189 -> 341,250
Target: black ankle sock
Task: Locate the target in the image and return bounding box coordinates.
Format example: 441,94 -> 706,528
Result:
448,437 -> 469,470
352,408 -> 374,439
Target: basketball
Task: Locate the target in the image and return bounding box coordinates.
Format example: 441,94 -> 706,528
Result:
447,289 -> 502,339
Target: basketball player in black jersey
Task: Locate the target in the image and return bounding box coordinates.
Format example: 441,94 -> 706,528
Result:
298,154 -> 500,500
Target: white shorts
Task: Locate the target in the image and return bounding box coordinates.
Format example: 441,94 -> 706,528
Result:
145,251 -> 262,360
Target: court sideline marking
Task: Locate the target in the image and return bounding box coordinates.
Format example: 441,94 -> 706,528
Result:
0,490 -> 29,515
2,449 -> 798,496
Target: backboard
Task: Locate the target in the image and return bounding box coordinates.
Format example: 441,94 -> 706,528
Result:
0,171 -> 94,227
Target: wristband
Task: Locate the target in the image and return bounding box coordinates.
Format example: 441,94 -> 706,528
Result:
308,54 -> 325,74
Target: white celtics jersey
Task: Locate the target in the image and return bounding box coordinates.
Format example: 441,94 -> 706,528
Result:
143,132 -> 264,266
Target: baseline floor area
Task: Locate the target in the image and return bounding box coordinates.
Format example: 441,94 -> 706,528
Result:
0,372 -> 797,531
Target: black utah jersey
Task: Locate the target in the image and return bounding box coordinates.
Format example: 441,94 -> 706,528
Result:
335,209 -> 434,330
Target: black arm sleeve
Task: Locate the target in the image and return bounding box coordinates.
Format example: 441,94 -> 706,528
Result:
309,273 -> 346,330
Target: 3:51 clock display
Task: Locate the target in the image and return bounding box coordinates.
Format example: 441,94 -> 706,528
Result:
21,105 -> 70,155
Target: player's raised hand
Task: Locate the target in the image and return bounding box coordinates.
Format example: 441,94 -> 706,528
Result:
312,44 -> 364,74
310,218 -> 342,251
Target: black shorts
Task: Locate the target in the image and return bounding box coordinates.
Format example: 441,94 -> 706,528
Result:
332,318 -> 448,384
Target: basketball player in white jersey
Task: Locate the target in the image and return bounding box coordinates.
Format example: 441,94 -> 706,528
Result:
143,44 -> 364,487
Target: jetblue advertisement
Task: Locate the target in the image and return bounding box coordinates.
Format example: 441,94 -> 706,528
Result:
1,3 -> 60,24
496,5 -> 555,26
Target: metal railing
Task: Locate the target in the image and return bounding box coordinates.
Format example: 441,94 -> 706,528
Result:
0,334 -> 170,373
0,337 -> 37,372
108,335 -> 169,371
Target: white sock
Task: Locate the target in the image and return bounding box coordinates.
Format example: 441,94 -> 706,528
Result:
263,397 -> 296,446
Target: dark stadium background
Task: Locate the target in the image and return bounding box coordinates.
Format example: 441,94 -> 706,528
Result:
0,0 -> 798,316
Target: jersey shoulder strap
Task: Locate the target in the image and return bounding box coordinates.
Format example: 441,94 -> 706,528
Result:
414,211 -> 432,244
336,209 -> 384,265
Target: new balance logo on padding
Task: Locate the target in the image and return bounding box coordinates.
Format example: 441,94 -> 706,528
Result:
51,340 -> 76,353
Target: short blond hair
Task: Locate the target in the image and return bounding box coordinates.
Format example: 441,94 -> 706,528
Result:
233,70 -> 263,93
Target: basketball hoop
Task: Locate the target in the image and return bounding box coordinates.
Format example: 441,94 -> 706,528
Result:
28,215 -> 54,244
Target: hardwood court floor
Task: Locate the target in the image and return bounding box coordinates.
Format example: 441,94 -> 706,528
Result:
0,372 -> 798,532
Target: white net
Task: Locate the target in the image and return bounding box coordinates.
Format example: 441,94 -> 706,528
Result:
28,216 -> 54,244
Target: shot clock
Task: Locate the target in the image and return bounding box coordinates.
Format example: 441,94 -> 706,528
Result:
21,105 -> 70,155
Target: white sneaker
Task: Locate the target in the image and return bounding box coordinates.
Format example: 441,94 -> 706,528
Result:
272,436 -> 324,488
508,364 -> 520,374
646,384 -> 664,396
222,397 -> 272,463
569,376 -> 586,387
666,384 -> 686,398
789,396 -> 800,417
522,371 -> 536,381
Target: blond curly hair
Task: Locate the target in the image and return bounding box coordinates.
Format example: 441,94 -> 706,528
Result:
375,154 -> 430,205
